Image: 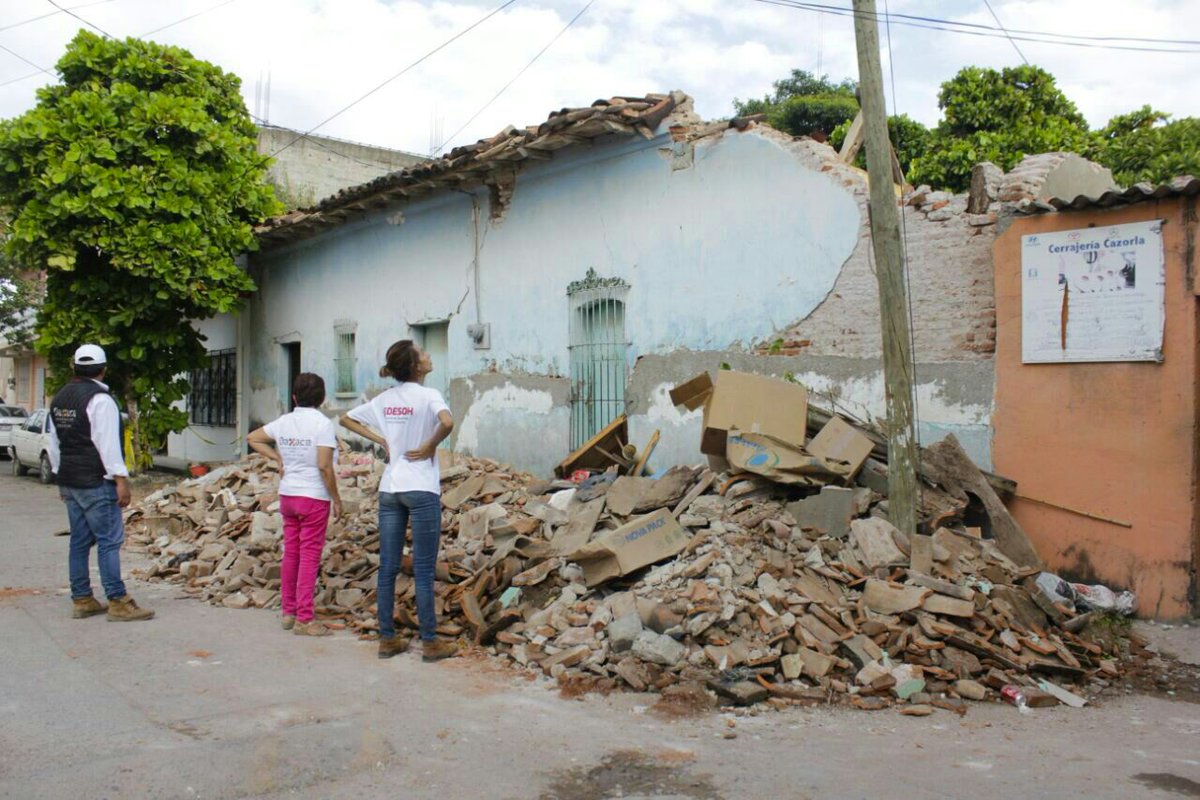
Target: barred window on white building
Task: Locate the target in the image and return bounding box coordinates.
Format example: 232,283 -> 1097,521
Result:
189,349 -> 236,427
334,321 -> 357,396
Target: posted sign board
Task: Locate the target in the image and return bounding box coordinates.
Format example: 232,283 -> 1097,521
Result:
1021,220 -> 1165,363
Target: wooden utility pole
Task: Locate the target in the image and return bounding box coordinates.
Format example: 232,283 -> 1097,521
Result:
851,0 -> 920,536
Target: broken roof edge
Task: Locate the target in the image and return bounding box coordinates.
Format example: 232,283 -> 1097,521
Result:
1015,174 -> 1200,215
255,90 -> 703,249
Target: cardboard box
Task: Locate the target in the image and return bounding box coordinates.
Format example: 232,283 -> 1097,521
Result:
568,507 -> 690,586
672,370 -> 809,457
808,416 -> 875,479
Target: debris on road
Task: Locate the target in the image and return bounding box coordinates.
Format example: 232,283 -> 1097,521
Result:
127,369 -> 1134,715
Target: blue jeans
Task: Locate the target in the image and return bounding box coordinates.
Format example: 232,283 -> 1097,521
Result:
377,491 -> 441,641
61,482 -> 127,601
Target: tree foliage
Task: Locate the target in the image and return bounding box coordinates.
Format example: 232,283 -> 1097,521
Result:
0,31 -> 280,465
0,219 -> 40,350
830,113 -> 931,176
1098,116 -> 1200,187
908,65 -> 1093,191
734,70 -> 860,139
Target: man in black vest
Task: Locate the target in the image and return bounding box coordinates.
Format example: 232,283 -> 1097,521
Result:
48,344 -> 154,621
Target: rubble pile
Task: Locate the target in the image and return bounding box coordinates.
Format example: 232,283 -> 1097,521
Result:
129,371 -> 1115,713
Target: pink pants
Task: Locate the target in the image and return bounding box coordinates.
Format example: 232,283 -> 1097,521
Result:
279,495 -> 330,622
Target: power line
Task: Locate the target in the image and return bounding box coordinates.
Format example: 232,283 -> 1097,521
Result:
45,0 -> 115,39
982,0 -> 1029,65
0,42 -> 53,78
268,0 -> 521,160
0,0 -> 245,88
751,0 -> 1200,54
0,0 -> 115,34
878,5 -> 1200,46
141,0 -> 240,37
430,0 -> 595,157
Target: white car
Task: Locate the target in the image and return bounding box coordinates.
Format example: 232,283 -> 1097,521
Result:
10,408 -> 54,484
0,404 -> 28,452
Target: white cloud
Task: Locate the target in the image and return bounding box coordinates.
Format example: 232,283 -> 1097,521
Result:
0,0 -> 1195,161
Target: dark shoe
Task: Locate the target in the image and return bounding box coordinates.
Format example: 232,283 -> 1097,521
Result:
422,639 -> 458,662
293,620 -> 332,637
378,635 -> 410,659
72,596 -> 107,619
281,615 -> 296,631
107,595 -> 155,622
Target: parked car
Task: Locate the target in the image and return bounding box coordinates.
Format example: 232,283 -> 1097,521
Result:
0,404 -> 28,452
10,408 -> 54,484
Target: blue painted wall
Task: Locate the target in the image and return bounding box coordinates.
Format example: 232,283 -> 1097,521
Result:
247,126 -> 863,474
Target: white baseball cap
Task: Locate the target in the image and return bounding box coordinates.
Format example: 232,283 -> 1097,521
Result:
73,344 -> 107,366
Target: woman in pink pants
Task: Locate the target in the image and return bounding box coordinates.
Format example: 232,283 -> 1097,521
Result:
247,373 -> 342,636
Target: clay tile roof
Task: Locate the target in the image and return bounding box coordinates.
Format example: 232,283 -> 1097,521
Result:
1017,175 -> 1200,214
256,91 -> 691,249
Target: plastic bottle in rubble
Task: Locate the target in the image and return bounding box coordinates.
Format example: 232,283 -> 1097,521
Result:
1001,685 -> 1031,714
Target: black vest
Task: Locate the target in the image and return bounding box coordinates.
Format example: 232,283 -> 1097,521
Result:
50,379 -> 113,488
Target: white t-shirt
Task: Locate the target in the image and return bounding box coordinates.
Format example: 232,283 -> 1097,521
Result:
346,383 -> 449,495
263,407 -> 338,501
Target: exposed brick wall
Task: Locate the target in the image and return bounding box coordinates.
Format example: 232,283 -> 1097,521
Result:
758,135 -> 998,363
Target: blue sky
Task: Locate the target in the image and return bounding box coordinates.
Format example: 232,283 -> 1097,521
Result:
1,0 -> 1196,157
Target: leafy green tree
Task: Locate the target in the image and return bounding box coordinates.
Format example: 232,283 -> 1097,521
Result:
1098,116 -> 1200,186
908,65 -> 1093,191
0,31 -> 280,467
1094,105 -> 1169,144
830,113 -> 931,176
0,219 -> 40,350
734,70 -> 860,139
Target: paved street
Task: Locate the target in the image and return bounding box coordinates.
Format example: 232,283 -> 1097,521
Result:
3,467 -> 1200,800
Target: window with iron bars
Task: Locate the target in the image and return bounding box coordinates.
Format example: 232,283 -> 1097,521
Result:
334,325 -> 357,395
567,269 -> 630,450
189,349 -> 236,427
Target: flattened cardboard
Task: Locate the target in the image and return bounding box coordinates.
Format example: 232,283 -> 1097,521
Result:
725,430 -> 836,486
808,416 -> 874,478
700,371 -> 809,457
550,496 -> 606,555
569,508 -> 690,586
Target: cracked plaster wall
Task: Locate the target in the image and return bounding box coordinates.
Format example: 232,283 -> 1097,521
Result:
246,117 -> 1007,476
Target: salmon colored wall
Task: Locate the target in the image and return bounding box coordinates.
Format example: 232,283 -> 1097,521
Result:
994,199 -> 1198,619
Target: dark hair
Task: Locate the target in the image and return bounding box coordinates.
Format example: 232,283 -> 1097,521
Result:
379,339 -> 419,383
74,363 -> 105,379
292,373 -> 325,408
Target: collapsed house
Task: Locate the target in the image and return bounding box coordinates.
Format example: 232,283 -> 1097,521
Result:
132,369 -> 1142,714
165,91 -> 1200,616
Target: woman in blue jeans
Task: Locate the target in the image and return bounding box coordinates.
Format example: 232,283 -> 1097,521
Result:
340,340 -> 456,661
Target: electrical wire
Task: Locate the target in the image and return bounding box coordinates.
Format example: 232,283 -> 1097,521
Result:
0,0 -> 238,87
0,42 -> 52,77
752,0 -> 1200,54
141,0 -> 239,36
268,0 -> 520,160
982,0 -> 1029,65
430,0 -> 595,157
45,0 -> 115,39
0,0 -> 115,34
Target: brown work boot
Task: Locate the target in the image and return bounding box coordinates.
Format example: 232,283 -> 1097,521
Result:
281,614 -> 296,631
378,634 -> 410,659
293,620 -> 332,637
421,639 -> 458,662
72,596 -> 107,619
107,595 -> 155,622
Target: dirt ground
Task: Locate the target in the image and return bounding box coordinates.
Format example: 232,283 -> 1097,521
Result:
4,467 -> 1200,800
